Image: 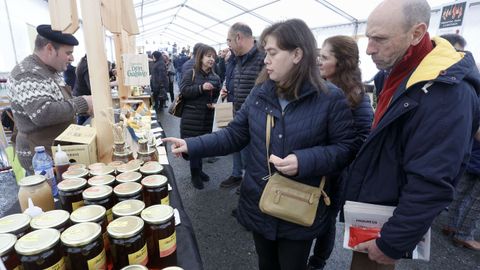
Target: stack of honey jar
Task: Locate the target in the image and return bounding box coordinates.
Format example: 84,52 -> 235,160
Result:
0,159 -> 183,270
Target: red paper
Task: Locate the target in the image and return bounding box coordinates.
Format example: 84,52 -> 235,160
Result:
348,226 -> 381,248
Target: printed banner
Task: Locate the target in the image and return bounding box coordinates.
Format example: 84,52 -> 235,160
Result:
123,54 -> 150,86
438,1 -> 467,35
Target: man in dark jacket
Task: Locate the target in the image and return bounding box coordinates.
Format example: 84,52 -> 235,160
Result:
173,50 -> 188,83
345,0 -> 480,269
73,55 -> 91,124
219,22 -> 265,189
151,51 -> 169,111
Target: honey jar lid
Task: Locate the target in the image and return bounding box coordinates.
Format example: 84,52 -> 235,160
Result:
112,199 -> 145,217
141,174 -> 168,187
117,162 -> 141,173
88,175 -> 116,186
107,216 -> 144,239
141,204 -> 174,224
116,171 -> 142,183
0,213 -> 31,234
18,175 -> 47,187
68,163 -> 86,170
63,168 -> 89,179
114,182 -> 142,196
108,160 -> 125,168
90,165 -> 115,176
0,233 -> 17,256
120,265 -> 149,270
70,205 -> 106,223
61,222 -> 102,247
15,228 -> 60,255
127,159 -> 144,167
57,178 -> 87,191
30,210 -> 70,230
139,162 -> 163,174
88,162 -> 106,170
83,185 -> 113,200
162,267 -> 184,270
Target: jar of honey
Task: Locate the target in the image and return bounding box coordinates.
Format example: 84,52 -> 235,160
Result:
57,178 -> 87,213
88,163 -> 106,171
112,199 -> 145,219
0,233 -> 21,270
63,168 -> 89,180
141,205 -> 177,268
141,175 -> 169,207
15,229 -> 65,270
89,166 -> 115,177
0,213 -> 31,238
112,150 -> 134,164
162,267 -> 184,270
117,162 -> 141,174
82,185 -> 115,223
61,222 -> 107,270
139,161 -> 164,176
87,175 -> 116,187
68,164 -> 86,170
18,175 -> 55,212
127,159 -> 144,168
114,182 -> 143,202
30,210 -> 70,233
107,216 -> 148,269
116,171 -> 142,184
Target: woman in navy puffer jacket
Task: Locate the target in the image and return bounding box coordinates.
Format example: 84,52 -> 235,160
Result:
165,19 -> 356,270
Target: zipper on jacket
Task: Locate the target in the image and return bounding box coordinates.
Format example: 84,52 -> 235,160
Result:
274,189 -> 319,204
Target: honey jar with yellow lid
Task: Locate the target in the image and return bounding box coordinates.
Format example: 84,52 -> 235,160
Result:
15,228 -> 65,270
0,213 -> 31,238
89,166 -> 115,177
112,199 -> 146,219
141,174 -> 169,207
0,233 -> 21,270
116,171 -> 142,184
63,168 -> 89,180
114,182 -> 143,202
139,161 -> 164,176
87,175 -> 116,187
30,210 -> 70,233
57,178 -> 87,213
82,185 -> 115,222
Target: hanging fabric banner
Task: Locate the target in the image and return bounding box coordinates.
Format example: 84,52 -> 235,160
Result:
123,54 -> 150,86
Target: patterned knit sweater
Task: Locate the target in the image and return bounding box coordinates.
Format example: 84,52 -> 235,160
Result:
7,54 -> 89,171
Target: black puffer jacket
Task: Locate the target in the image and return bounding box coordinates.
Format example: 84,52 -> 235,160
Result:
179,68 -> 221,138
233,45 -> 265,111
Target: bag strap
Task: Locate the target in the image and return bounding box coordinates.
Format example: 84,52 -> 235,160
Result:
265,114 -> 330,206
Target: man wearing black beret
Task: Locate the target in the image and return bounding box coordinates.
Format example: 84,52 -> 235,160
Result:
7,24 -> 93,173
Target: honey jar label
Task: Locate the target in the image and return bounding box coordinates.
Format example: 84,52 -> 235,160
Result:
106,208 -> 113,223
161,195 -> 170,205
159,231 -> 176,257
13,267 -> 21,270
87,249 -> 107,270
128,243 -> 148,266
71,200 -> 84,211
44,257 -> 65,270
103,232 -> 110,250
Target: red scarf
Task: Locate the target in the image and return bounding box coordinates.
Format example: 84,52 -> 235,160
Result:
372,33 -> 433,128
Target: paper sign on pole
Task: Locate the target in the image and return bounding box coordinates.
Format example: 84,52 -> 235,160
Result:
123,54 -> 150,86
437,1 -> 468,35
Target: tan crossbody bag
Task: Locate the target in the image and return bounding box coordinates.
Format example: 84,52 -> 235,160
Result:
259,114 -> 331,227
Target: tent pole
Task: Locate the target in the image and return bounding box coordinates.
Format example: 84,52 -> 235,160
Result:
4,0 -> 18,64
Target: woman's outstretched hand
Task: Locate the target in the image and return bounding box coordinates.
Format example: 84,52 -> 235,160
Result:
162,137 -> 188,157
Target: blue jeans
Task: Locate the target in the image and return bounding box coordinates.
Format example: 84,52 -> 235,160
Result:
232,147 -> 249,178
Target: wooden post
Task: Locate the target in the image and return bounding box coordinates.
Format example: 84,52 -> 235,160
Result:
48,0 -> 79,34
79,0 -> 113,163
114,33 -> 129,100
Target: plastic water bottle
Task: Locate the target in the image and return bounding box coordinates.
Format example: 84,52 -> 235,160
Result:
32,146 -> 58,197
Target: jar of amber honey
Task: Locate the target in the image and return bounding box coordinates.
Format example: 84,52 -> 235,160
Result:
114,182 -> 143,202
116,171 -> 142,184
0,213 -> 31,238
127,159 -> 144,168
141,174 -> 169,207
63,168 -> 89,180
68,164 -> 86,170
15,229 -> 65,270
57,178 -> 87,213
89,166 -> 115,177
30,210 -> 70,233
112,199 -> 145,219
117,162 -> 141,174
88,163 -> 106,171
139,161 -> 164,176
107,216 -> 148,269
107,161 -> 125,176
88,175 -> 116,187
82,185 -> 115,223
61,222 -> 107,270
18,175 -> 55,212
141,204 -> 177,268
0,233 -> 21,270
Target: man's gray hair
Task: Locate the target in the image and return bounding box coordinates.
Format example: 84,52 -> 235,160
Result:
229,22 -> 253,38
402,0 -> 431,30
34,35 -> 61,52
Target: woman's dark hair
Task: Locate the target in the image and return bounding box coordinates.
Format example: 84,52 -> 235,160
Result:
194,44 -> 217,73
323,35 -> 364,108
256,18 -> 326,100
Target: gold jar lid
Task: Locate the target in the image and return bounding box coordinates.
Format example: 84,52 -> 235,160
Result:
114,182 -> 142,197
116,171 -> 142,183
112,199 -> 145,217
0,233 -> 17,256
88,163 -> 106,171
0,213 -> 31,234
90,166 -> 115,176
68,163 -> 86,170
18,175 -> 47,187
83,185 -> 113,200
120,265 -> 149,270
127,159 -> 144,167
70,205 -> 106,223
141,204 -> 174,224
141,174 -> 168,188
117,163 -> 141,174
162,267 -> 184,270
30,210 -> 70,230
88,175 -> 116,186
57,178 -> 87,192
107,216 -> 144,239
139,162 -> 163,175
63,168 -> 89,179
108,160 -> 125,168
61,222 -> 101,247
15,228 -> 60,255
